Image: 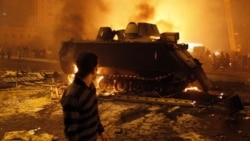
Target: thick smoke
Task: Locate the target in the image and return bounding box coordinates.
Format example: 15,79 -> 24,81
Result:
133,2 -> 155,21
54,0 -> 160,41
54,0 -> 110,41
0,0 -> 236,57
42,0 -> 229,55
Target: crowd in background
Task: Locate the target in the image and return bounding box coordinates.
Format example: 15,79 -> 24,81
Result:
1,44 -> 249,73
196,50 -> 250,72
0,44 -> 47,59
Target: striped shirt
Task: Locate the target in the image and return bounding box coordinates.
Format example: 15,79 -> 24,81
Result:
61,76 -> 104,141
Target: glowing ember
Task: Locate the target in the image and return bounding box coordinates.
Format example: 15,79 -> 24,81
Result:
99,92 -> 116,96
219,93 -> 224,99
191,101 -> 196,106
67,74 -> 75,84
150,36 -> 161,41
74,64 -> 78,73
66,65 -> 116,97
67,64 -> 78,84
183,86 -> 201,92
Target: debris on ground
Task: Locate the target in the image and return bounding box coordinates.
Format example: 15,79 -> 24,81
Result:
2,130 -> 58,141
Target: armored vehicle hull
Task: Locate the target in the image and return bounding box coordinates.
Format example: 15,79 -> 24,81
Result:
59,22 -> 213,96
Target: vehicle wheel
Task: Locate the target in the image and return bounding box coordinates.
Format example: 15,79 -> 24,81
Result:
115,80 -> 129,93
132,80 -> 144,93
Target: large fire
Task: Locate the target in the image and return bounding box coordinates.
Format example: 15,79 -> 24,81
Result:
66,64 -> 116,96
67,66 -> 203,96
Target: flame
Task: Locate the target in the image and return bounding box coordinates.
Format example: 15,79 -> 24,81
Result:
95,75 -> 118,96
150,36 -> 161,41
95,75 -> 104,89
67,64 -> 203,96
74,64 -> 78,73
187,42 -> 204,53
67,74 -> 75,84
67,64 -> 78,84
66,65 -> 115,96
183,86 -> 202,92
191,101 -> 197,106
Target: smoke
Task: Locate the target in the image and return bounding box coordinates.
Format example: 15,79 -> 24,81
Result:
0,0 -> 235,57
54,0 -> 159,41
32,0 -> 229,56
132,2 -> 155,21
0,0 -> 34,27
54,0 -> 110,41
53,0 -> 175,39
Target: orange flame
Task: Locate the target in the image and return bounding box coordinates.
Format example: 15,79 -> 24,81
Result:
183,86 -> 202,92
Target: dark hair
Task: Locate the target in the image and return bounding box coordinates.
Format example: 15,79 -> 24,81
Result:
76,52 -> 98,77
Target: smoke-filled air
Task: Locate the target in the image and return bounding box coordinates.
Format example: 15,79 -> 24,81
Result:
52,0 -> 229,52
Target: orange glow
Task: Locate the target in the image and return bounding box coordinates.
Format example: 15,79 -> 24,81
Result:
67,64 -> 105,88
214,51 -> 221,56
55,0 -> 218,44
191,101 -> 197,106
150,36 -> 161,41
67,74 -> 75,84
95,75 -> 104,89
187,43 -> 204,53
183,86 -> 202,92
14,0 -> 231,59
74,64 -> 78,73
67,64 -> 78,84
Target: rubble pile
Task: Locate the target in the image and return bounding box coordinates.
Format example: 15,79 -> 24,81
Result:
0,70 -> 65,89
2,130 -> 57,141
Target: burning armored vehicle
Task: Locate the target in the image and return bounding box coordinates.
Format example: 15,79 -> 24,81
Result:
59,22 -> 213,96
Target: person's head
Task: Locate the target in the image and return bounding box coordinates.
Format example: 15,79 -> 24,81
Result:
76,52 -> 98,78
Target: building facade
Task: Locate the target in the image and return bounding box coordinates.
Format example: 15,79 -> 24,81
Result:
0,0 -> 57,48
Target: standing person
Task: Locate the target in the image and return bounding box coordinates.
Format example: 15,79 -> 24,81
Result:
61,52 -> 109,141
